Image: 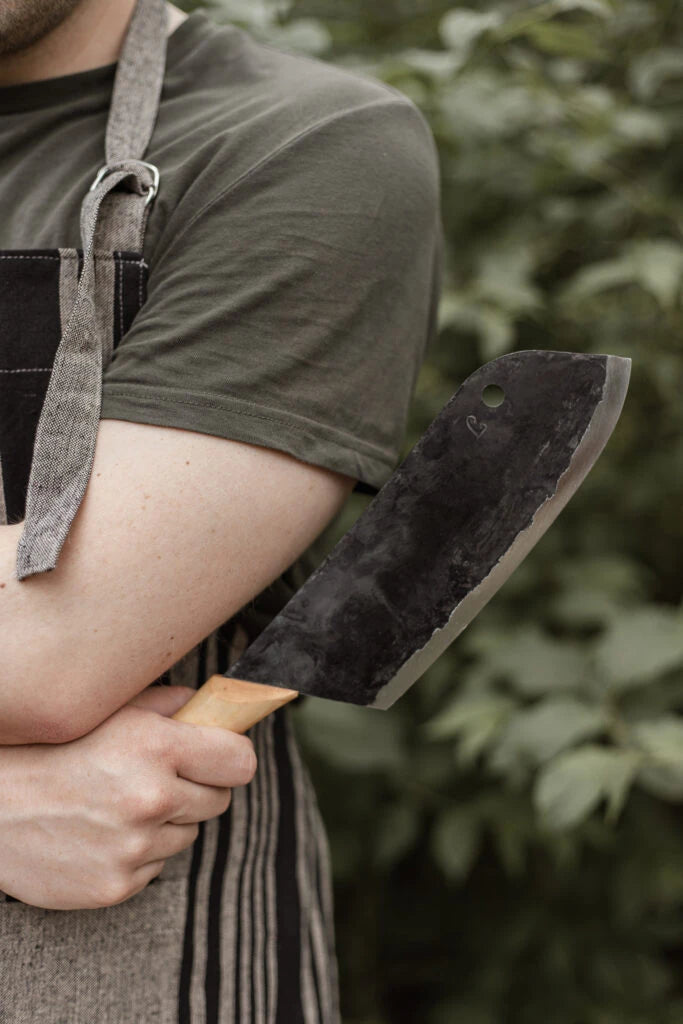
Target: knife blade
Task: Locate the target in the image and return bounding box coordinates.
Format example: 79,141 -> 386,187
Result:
173,349 -> 631,733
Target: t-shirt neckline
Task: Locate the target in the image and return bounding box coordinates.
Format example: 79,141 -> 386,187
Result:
0,9 -> 210,115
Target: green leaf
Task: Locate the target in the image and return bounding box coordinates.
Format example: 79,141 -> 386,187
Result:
559,240 -> 683,309
559,258 -> 638,304
423,693 -> 515,742
266,19 -> 331,56
490,697 -> 605,772
628,47 -> 683,101
523,23 -> 608,60
534,745 -> 641,829
634,717 -> 683,764
613,108 -> 669,146
592,605 -> 683,692
436,291 -> 515,358
475,307 -> 515,360
431,806 -> 482,880
211,0 -> 284,30
398,48 -> 466,83
438,69 -> 545,140
456,713 -> 509,767
548,588 -> 625,629
498,0 -> 613,45
624,240 -> 683,308
439,10 -> 503,65
472,242 -> 544,315
293,698 -> 405,773
436,289 -> 469,332
552,555 -> 651,601
632,717 -> 683,801
554,0 -> 614,15
424,686 -> 516,768
469,623 -> 592,697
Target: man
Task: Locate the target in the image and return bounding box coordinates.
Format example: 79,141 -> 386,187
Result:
0,0 -> 443,1019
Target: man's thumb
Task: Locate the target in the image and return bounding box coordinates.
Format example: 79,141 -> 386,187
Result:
127,684 -> 197,718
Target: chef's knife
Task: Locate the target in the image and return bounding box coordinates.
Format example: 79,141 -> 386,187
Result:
173,349 -> 631,733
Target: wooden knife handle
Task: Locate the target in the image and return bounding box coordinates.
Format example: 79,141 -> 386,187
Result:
171,674 -> 299,734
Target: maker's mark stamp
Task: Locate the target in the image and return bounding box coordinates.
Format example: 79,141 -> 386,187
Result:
466,414 -> 487,439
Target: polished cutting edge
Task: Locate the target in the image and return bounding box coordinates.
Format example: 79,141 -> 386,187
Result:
372,350 -> 631,708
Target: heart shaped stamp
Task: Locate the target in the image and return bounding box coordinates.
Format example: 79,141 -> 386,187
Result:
466,414 -> 487,439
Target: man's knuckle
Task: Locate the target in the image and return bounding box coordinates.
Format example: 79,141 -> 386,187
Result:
123,830 -> 153,864
135,784 -> 171,819
97,873 -> 132,908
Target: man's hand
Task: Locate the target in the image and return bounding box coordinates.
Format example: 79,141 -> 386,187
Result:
0,685 -> 256,910
0,418 -> 356,744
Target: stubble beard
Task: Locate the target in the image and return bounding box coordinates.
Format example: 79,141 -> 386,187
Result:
0,0 -> 85,57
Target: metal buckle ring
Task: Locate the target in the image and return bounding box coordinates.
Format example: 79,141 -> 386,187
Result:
89,160 -> 160,207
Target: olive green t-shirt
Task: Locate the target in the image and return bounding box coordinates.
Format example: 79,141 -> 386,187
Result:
0,9 -> 443,629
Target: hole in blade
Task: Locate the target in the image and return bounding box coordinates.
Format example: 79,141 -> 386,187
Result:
482,384 -> 505,408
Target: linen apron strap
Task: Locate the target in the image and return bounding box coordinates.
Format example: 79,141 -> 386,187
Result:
15,0 -> 168,580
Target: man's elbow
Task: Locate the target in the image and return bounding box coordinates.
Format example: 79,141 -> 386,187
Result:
0,712 -> 75,746
0,691 -> 96,746
36,698 -> 114,745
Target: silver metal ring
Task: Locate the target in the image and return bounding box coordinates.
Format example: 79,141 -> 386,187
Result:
88,160 -> 160,207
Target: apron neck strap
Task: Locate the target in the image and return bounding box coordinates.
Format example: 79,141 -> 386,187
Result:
106,0 -> 169,165
83,0 -> 168,243
15,0 -> 169,580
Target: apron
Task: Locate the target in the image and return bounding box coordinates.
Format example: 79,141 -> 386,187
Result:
0,1 -> 340,1020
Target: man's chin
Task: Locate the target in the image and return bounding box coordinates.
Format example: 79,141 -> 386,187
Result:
0,0 -> 83,58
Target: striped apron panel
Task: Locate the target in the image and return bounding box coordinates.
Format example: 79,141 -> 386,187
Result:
0,248 -> 340,1024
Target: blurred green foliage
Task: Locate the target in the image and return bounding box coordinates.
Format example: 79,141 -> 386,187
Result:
184,1 -> 683,1020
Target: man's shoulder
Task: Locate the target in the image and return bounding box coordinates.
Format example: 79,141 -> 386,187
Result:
159,12 -> 422,176
170,11 -> 411,126
146,13 -> 433,260
242,36 -> 412,128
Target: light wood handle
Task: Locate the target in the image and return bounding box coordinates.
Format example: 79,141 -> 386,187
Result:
171,674 -> 299,734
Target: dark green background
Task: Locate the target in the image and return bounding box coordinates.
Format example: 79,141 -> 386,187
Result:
180,3 -> 683,1021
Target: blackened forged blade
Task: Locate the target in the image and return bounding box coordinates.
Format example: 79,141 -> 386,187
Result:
226,350 -> 631,709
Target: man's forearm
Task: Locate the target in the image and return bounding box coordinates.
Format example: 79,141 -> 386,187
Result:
0,516 -> 174,746
0,517 -> 187,745
0,522 -> 34,744
0,521 -> 81,745
0,420 -> 355,748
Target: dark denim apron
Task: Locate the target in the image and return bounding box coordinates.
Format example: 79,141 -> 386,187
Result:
0,1 -> 340,1020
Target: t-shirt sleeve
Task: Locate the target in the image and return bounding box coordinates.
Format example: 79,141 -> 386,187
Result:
100,97 -> 444,495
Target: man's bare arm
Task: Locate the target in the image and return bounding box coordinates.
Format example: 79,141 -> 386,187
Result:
0,418 -> 356,745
